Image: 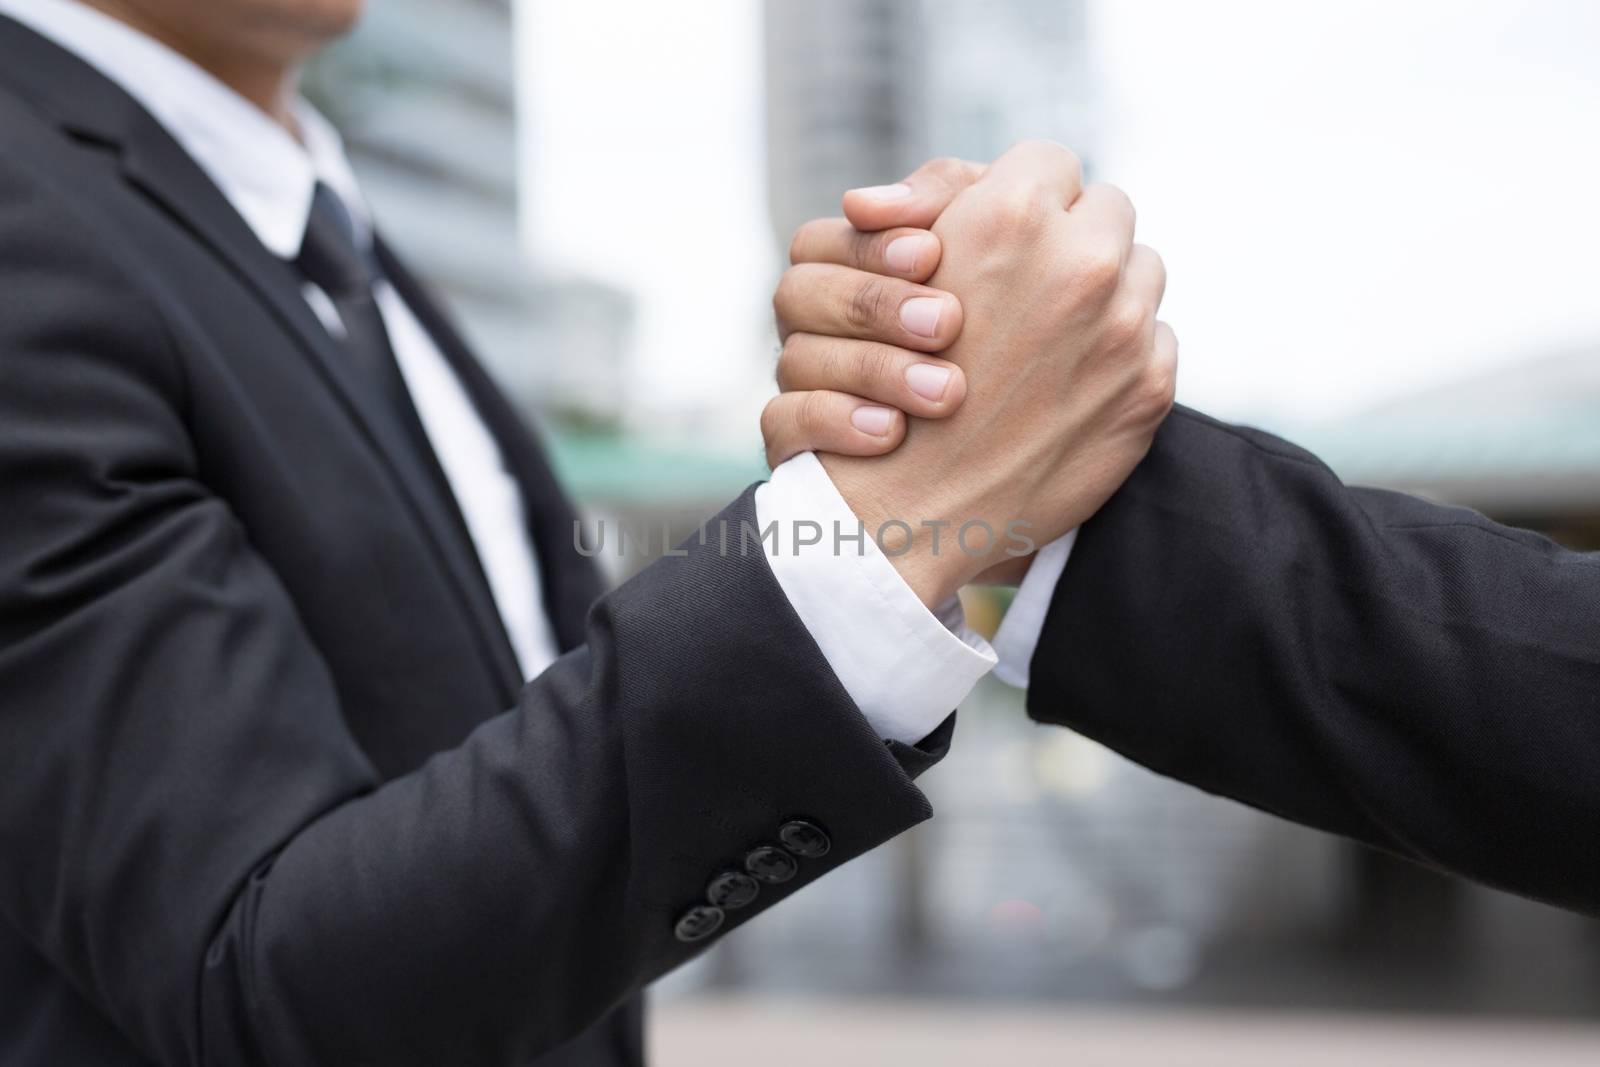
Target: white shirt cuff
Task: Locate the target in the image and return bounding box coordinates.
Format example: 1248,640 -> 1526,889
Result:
753,451 -> 996,746
991,529 -> 1077,689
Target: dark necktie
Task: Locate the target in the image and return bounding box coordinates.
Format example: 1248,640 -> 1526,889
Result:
294,183 -> 416,412
293,183 -> 476,547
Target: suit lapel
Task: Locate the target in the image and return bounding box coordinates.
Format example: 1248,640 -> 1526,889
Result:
0,18 -> 524,701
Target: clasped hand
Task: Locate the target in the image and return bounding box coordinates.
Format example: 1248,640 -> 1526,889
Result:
764,142 -> 1178,606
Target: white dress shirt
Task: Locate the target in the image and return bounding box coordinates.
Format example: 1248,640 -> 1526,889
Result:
755,459 -> 1075,723
7,0 -> 1069,745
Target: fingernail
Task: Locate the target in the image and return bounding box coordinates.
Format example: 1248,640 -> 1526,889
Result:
905,363 -> 952,401
884,235 -> 929,274
851,182 -> 911,201
850,404 -> 895,436
899,296 -> 944,338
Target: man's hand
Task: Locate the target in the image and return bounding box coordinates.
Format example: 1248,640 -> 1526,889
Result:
785,142 -> 1177,606
764,158 -> 993,467
763,178 -> 991,466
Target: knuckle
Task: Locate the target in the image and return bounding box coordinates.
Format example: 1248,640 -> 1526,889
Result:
918,155 -> 976,190
1132,244 -> 1167,299
1009,139 -> 1083,178
1062,149 -> 1085,189
1103,298 -> 1151,350
1039,139 -> 1084,179
1134,353 -> 1178,422
979,191 -> 1050,240
859,343 -> 898,389
1147,246 -> 1168,287
849,227 -> 879,271
1101,181 -> 1134,217
1006,137 -> 1047,158
798,389 -> 834,434
1073,242 -> 1125,297
845,276 -> 890,333
1157,328 -> 1181,380
817,337 -> 851,388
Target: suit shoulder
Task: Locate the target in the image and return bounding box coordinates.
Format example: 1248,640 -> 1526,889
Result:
0,147 -> 132,270
0,88 -> 156,274
0,146 -> 181,395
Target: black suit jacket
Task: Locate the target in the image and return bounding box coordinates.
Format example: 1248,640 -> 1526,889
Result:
0,19 -> 948,1067
1029,405 -> 1600,915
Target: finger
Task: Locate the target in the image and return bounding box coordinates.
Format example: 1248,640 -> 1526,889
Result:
773,263 -> 963,351
843,156 -> 986,232
980,139 -> 1086,210
788,218 -> 943,282
1123,244 -> 1168,310
776,333 -> 967,419
760,390 -> 906,468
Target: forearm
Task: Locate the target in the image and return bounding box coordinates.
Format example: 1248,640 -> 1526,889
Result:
216,491 -> 941,1065
4,486 -> 937,1067
1028,405 -> 1600,913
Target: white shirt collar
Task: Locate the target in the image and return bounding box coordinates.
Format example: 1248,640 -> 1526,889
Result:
0,0 -> 369,259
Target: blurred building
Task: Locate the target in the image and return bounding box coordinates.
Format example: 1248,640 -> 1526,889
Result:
763,0 -> 1095,245
763,0 -> 929,248
304,0 -> 633,427
917,0 -> 1097,167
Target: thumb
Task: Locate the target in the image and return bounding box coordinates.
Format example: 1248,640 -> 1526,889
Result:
842,156 -> 986,232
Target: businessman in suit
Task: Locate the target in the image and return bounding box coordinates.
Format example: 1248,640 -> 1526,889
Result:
770,156 -> 1600,918
0,2 -> 1176,1065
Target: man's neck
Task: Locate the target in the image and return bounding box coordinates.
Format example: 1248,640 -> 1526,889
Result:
79,0 -> 299,130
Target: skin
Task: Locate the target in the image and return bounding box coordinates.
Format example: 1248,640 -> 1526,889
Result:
767,145 -> 1178,605
82,0 -> 361,125
767,158 -> 989,469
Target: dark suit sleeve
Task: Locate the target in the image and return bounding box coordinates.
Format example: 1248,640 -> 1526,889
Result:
1027,405 -> 1600,915
0,177 -> 945,1066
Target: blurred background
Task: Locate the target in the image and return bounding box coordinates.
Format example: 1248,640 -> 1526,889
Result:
305,0 -> 1600,1062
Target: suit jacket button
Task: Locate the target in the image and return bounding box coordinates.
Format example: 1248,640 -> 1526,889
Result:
744,845 -> 798,884
706,870 -> 761,909
778,819 -> 831,858
674,904 -> 725,943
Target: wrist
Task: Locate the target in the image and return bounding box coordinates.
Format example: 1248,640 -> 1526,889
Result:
878,530 -> 963,608
819,453 -> 978,607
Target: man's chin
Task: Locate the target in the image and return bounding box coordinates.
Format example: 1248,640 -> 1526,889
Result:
246,0 -> 366,53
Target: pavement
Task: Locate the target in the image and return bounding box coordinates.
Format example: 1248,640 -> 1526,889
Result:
650,998 -> 1600,1066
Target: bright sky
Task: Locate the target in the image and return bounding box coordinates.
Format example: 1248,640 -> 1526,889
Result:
517,0 -> 1600,438
1093,0 -> 1600,429
516,0 -> 775,443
